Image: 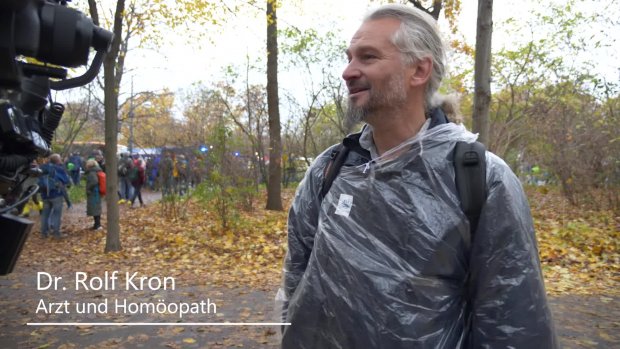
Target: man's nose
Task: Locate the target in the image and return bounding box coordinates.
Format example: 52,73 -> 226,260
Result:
342,60 -> 361,82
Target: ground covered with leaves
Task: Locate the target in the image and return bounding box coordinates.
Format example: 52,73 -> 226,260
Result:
526,186 -> 619,296
0,187 -> 618,348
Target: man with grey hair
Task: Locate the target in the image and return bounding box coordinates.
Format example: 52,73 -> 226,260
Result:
279,4 -> 557,348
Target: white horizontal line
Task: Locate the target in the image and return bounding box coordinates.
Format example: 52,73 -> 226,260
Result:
27,322 -> 290,326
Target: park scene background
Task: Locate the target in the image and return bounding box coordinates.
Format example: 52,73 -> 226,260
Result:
1,0 -> 619,348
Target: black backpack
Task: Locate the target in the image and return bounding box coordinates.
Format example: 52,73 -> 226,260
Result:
118,157 -> 133,177
319,141 -> 487,235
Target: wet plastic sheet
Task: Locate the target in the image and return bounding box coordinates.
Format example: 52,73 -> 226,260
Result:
278,123 -> 557,348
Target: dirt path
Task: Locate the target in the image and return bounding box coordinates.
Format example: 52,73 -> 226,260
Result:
59,189 -> 163,232
548,295 -> 619,348
0,273 -> 280,349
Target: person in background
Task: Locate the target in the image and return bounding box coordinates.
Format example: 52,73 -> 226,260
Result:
146,157 -> 157,190
130,157 -> 146,207
92,149 -> 106,172
117,152 -> 134,203
175,154 -> 189,195
84,159 -> 103,230
159,151 -> 174,196
39,153 -> 70,238
68,152 -> 83,186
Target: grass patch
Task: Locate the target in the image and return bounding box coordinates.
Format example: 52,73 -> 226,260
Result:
67,184 -> 86,203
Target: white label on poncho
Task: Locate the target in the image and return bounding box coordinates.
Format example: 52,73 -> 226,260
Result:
335,194 -> 353,217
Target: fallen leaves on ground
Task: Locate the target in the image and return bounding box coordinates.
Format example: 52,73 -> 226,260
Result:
526,186 -> 619,296
18,187 -> 618,297
19,192 -> 291,292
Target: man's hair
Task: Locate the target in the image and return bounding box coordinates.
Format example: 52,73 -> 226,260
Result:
365,4 -> 447,111
49,153 -> 61,164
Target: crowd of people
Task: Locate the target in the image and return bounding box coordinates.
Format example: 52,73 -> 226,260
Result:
21,148 -> 202,237
22,150 -> 107,236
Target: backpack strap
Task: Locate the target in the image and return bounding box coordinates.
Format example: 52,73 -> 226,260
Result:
454,141 -> 487,345
453,141 -> 487,237
319,139 -> 488,236
39,165 -> 58,197
319,144 -> 350,201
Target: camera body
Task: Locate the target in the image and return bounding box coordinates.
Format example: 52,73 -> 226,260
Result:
0,0 -> 113,275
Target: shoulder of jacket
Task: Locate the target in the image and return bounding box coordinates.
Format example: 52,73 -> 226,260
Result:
483,151 -> 522,188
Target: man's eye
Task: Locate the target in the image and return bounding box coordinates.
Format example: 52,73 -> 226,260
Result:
362,54 -> 377,60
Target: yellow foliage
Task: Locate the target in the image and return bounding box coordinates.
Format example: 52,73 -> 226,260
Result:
527,186 -> 619,296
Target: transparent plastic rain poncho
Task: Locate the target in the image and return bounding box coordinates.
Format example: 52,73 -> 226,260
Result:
278,122 -> 558,349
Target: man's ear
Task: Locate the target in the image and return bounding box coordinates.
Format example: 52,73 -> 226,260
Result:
409,57 -> 433,87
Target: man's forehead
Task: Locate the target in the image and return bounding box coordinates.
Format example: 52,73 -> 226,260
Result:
347,17 -> 401,51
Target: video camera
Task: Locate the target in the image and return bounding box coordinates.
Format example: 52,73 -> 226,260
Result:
0,0 -> 113,275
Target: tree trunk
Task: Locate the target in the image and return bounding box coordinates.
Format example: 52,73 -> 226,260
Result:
409,0 -> 443,20
473,0 -> 493,146
103,57 -> 122,252
265,0 -> 283,210
90,0 -> 125,252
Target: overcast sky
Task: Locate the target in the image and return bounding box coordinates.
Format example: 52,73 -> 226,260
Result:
58,0 -> 618,116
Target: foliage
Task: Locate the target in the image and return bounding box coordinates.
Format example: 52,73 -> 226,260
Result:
192,121 -> 259,232
177,80 -> 266,219
280,27 -> 349,161
160,192 -> 193,222
67,184 -> 86,204
54,86 -> 104,155
193,179 -> 239,233
118,89 -> 177,149
450,0 -> 620,210
204,76 -> 269,186
88,0 -> 222,49
527,186 -> 619,295
180,85 -> 229,147
61,0 -> 618,215
527,83 -> 620,210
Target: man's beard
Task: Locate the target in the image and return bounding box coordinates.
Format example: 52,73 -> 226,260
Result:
345,73 -> 407,125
